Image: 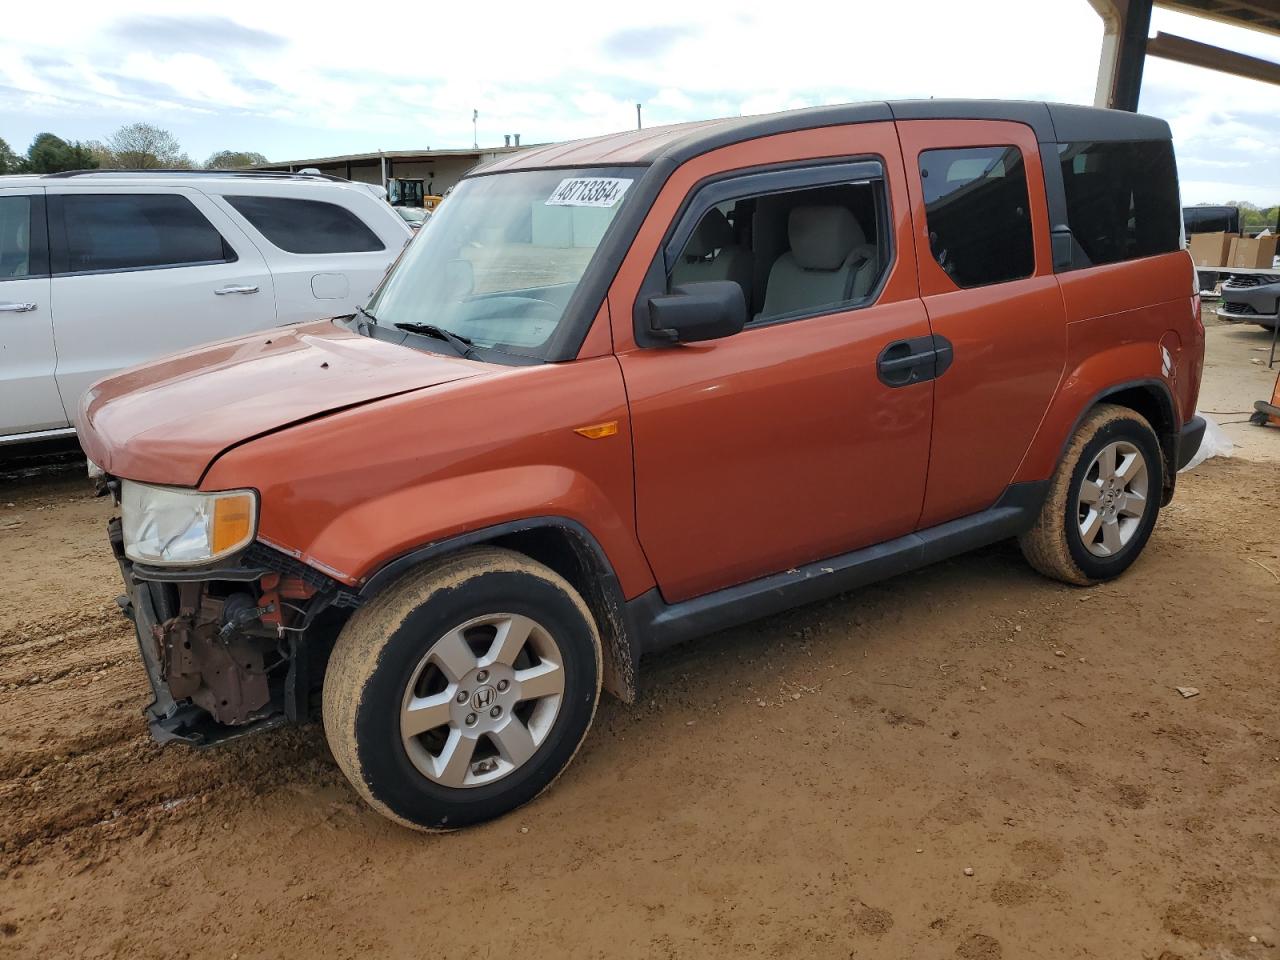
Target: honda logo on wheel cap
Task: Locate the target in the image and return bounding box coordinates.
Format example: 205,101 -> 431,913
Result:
471,686 -> 496,710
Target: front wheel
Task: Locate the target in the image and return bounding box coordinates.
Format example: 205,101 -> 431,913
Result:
1019,403 -> 1164,586
322,547 -> 602,830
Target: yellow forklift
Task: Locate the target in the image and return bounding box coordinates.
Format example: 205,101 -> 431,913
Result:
387,178 -> 444,212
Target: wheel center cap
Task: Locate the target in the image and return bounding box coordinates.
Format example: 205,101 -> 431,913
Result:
471,685 -> 497,711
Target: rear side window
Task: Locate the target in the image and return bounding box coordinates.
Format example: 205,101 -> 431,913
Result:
0,196 -> 35,280
226,196 -> 385,254
59,194 -> 233,274
919,146 -> 1035,288
1058,140 -> 1180,266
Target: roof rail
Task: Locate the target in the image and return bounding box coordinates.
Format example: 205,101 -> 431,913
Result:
42,168 -> 349,182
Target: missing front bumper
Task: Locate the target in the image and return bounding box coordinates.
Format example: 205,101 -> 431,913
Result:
108,518 -> 335,748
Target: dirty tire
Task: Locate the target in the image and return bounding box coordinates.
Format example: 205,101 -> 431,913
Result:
1019,403 -> 1163,586
322,547 -> 602,831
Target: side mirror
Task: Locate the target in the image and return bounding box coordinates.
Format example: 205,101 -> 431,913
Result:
647,281 -> 746,344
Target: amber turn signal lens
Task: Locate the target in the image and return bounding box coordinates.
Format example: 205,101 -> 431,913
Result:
573,420 -> 619,440
211,493 -> 255,555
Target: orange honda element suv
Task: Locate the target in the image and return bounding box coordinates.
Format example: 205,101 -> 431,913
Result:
79,100 -> 1206,830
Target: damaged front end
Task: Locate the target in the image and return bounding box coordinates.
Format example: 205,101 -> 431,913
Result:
106,504 -> 360,747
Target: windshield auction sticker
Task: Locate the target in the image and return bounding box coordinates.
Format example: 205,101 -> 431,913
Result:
545,177 -> 633,207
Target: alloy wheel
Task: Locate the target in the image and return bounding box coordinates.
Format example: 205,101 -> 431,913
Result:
1076,439 -> 1149,558
399,613 -> 565,788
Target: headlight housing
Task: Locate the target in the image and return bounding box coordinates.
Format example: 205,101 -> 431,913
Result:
121,480 -> 258,566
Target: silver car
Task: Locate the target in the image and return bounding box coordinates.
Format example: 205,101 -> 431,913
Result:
1218,273 -> 1280,330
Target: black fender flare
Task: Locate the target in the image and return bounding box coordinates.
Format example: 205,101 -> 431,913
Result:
1057,378 -> 1180,503
357,517 -> 640,702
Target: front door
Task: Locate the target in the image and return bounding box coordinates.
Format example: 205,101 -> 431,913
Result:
896,120 -> 1068,527
614,126 -> 936,603
0,187 -> 66,436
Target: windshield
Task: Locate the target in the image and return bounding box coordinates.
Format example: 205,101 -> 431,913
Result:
366,167 -> 639,359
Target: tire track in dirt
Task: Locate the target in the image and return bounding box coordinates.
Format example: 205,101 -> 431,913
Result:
0,590 -> 344,867
0,618 -> 127,662
0,607 -> 135,682
1,724 -> 340,869
0,597 -> 340,867
0,604 -> 144,791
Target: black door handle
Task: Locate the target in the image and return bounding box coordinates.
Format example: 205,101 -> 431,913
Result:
878,348 -> 938,372
877,335 -> 953,387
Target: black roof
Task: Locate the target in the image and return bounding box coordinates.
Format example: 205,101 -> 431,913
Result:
665,100 -> 1173,166
479,99 -> 1172,176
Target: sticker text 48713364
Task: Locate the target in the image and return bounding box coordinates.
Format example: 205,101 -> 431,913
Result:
545,177 -> 634,208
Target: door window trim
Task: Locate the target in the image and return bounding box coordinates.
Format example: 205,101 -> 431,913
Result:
46,193 -> 239,278
633,157 -> 895,347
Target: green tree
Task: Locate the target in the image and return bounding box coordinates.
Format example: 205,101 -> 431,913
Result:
1231,201 -> 1279,232
204,150 -> 268,169
24,133 -> 100,173
0,136 -> 21,174
82,139 -> 116,169
106,123 -> 191,168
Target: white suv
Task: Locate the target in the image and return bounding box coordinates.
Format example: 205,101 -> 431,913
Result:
0,170 -> 412,444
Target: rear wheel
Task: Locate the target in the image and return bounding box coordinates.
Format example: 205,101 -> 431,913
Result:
323,547 -> 601,830
1019,404 -> 1163,585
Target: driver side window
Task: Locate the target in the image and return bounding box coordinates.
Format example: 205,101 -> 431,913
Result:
668,179 -> 890,324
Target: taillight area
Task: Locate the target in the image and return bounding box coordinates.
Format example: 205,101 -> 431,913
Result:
1185,301 -> 1205,418
1183,253 -> 1206,418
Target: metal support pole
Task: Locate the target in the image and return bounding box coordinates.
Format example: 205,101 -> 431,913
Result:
636,103 -> 642,130
1088,0 -> 1153,110
1112,0 -> 1153,111
1091,0 -> 1122,107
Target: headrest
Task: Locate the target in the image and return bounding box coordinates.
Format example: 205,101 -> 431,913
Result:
789,206 -> 865,270
684,208 -> 735,259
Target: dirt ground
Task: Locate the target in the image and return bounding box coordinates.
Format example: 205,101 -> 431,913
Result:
1,315 -> 1278,960
1196,305 -> 1280,462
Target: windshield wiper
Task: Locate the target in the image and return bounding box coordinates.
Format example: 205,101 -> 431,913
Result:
352,304 -> 380,332
393,321 -> 476,359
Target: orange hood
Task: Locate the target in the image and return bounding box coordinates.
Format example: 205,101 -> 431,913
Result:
77,320 -> 488,486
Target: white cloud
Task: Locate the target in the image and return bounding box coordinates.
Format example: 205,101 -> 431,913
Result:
0,0 -> 1275,204
118,52 -> 256,108
651,88 -> 695,113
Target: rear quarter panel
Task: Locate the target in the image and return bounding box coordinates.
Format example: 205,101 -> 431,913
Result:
1014,251 -> 1200,483
200,355 -> 655,597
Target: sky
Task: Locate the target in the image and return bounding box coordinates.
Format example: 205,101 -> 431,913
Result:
0,0 -> 1276,205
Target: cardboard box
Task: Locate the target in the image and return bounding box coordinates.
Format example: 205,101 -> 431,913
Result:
1188,231 -> 1234,267
1227,235 -> 1279,269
